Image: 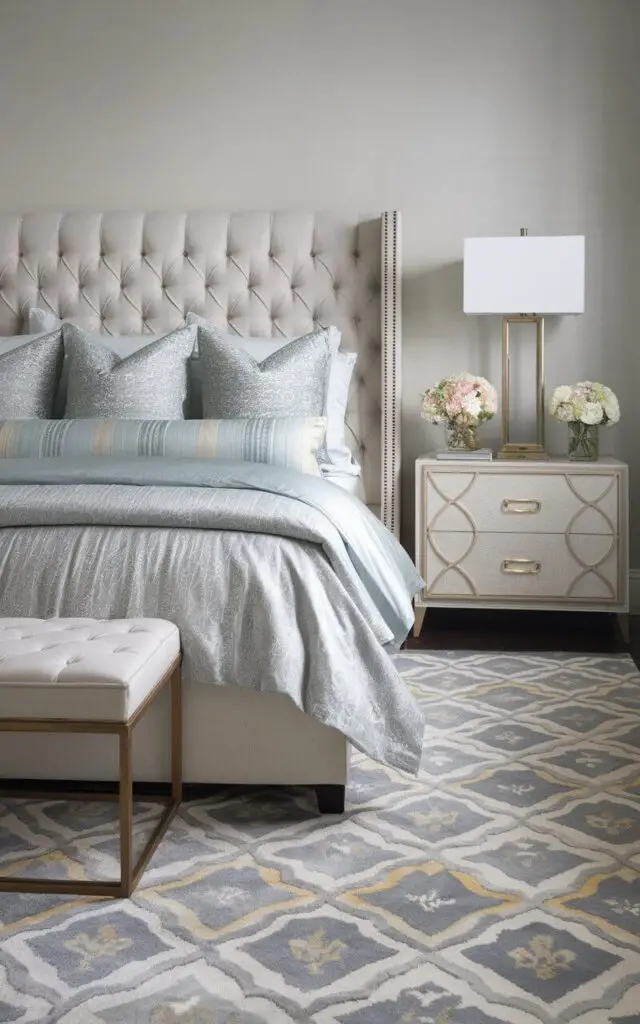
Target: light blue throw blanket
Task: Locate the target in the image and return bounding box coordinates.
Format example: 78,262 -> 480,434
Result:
0,458 -> 424,772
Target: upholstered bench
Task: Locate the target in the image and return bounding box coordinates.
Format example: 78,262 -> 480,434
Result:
0,618 -> 182,898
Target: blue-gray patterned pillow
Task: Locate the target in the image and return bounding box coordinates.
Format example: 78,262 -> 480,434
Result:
0,417 -> 326,476
0,331 -> 63,418
187,314 -> 357,469
198,325 -> 333,419
64,324 -> 197,419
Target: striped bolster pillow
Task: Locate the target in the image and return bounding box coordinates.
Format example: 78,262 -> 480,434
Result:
0,417 -> 327,476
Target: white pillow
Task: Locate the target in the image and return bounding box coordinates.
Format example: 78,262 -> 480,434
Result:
322,468 -> 366,502
29,309 -> 60,333
186,313 -> 356,468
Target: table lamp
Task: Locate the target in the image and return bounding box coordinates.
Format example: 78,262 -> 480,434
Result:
463,230 -> 585,459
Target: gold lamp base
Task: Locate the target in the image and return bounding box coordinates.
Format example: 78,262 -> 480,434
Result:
499,314 -> 548,460
498,443 -> 549,461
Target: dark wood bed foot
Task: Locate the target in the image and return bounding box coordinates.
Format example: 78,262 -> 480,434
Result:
315,784 -> 345,814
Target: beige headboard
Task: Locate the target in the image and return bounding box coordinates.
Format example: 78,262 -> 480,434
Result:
0,210 -> 401,534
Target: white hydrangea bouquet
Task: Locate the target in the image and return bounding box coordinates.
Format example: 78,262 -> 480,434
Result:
549,381 -> 620,461
421,373 -> 497,450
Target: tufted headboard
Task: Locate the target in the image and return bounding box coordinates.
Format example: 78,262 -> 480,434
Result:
0,210 -> 401,534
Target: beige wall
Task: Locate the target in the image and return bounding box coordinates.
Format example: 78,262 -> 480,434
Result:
1,0 -> 638,557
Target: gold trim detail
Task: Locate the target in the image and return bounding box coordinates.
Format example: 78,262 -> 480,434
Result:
501,498 -> 542,514
0,657 -> 182,899
501,558 -> 542,575
422,470 -> 478,595
563,474 -> 617,599
499,315 -> 547,460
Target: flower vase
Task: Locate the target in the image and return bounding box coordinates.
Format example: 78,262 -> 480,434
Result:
445,422 -> 481,452
568,422 -> 599,461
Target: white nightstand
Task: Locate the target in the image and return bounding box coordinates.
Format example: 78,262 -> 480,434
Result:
414,456 -> 629,638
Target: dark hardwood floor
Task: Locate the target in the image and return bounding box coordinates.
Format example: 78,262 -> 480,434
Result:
407,609 -> 638,663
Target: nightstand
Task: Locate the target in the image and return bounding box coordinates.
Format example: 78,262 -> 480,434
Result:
414,456 -> 629,638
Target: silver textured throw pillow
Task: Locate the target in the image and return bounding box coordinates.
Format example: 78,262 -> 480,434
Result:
0,331 -> 63,418
64,324 -> 197,419
198,325 -> 333,419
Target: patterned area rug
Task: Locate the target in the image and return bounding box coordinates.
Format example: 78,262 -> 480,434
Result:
1,651 -> 640,1023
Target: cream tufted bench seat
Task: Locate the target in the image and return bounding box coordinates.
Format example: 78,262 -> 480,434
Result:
0,618 -> 182,898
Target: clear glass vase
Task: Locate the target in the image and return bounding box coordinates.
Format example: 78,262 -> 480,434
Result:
445,422 -> 481,451
568,422 -> 599,461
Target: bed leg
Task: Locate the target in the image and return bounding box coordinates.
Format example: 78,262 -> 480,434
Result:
315,784 -> 345,814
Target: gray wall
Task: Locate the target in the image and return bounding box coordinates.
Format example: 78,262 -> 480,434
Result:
1,0 -> 638,558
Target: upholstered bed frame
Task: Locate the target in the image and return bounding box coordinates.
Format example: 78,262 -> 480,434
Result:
0,210 -> 401,795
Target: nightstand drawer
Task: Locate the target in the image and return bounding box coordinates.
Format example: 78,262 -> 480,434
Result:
423,532 -> 620,602
424,468 -> 619,535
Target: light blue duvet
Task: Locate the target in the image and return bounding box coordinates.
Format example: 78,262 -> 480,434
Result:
0,458 -> 424,772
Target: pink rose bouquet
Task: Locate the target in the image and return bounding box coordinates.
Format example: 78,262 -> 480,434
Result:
421,373 -> 497,450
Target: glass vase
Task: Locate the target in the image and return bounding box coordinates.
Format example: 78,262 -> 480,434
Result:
445,422 -> 481,451
568,422 -> 599,461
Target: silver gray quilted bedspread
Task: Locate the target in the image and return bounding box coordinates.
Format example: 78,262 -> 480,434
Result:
0,459 -> 424,773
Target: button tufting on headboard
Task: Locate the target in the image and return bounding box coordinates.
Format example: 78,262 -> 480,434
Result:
0,210 -> 401,534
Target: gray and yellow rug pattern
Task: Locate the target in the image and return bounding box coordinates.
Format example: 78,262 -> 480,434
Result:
1,651 -> 640,1023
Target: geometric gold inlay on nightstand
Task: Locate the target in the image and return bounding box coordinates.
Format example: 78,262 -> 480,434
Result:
424,473 -> 478,595
564,475 -> 617,599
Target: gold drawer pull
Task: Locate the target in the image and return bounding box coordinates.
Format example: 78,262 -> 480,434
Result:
501,498 -> 542,514
502,558 -> 541,575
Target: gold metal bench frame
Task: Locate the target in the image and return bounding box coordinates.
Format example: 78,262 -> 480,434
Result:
0,656 -> 182,898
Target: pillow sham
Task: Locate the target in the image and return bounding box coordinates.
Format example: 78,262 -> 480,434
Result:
185,311 -> 341,358
198,324 -> 333,420
28,312 -> 356,460
322,468 -> 367,503
0,417 -> 326,476
30,309 -> 169,361
64,324 -> 197,419
187,313 -> 357,465
29,312 -> 356,461
30,310 -> 199,417
0,331 -> 63,418
28,308 -> 63,334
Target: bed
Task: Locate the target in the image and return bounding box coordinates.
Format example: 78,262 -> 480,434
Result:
0,210 -> 417,810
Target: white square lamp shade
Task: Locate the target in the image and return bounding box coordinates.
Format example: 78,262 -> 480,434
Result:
463,235 -> 585,315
